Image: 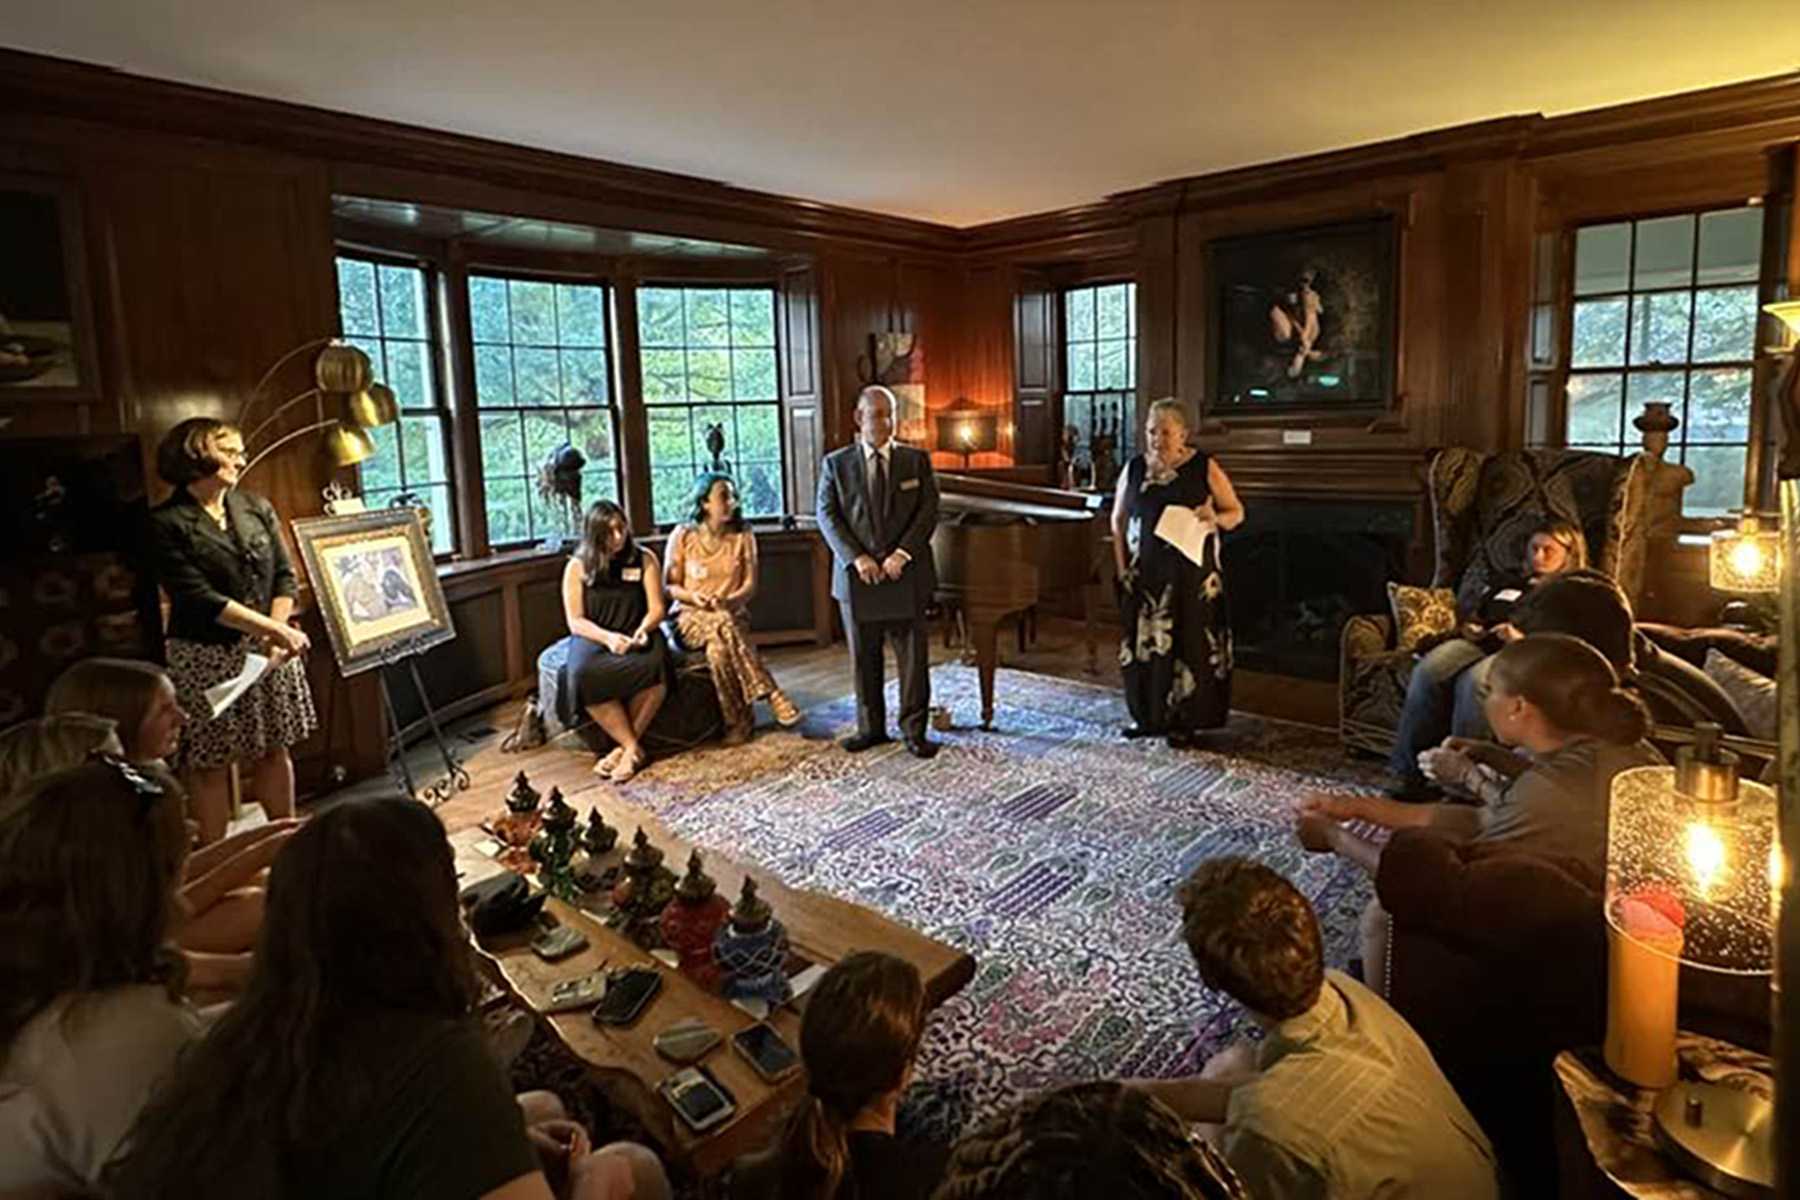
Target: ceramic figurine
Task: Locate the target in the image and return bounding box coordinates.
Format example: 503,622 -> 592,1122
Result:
493,771 -> 544,874
713,877 -> 791,1007
611,827 -> 677,947
529,787 -> 580,902
506,771 -> 542,814
583,807 -> 618,857
659,851 -> 731,989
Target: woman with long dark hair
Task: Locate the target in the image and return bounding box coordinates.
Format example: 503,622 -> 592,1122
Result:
110,795 -> 667,1200
0,759 -> 201,1197
735,951 -> 943,1200
147,416 -> 316,842
664,473 -> 802,745
563,501 -> 669,782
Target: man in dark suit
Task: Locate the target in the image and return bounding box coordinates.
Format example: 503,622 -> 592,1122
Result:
817,385 -> 940,758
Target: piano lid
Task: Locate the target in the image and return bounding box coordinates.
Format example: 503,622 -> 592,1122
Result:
937,472 -> 1105,522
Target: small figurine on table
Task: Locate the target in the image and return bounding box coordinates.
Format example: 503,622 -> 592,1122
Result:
574,806 -> 622,895
714,876 -> 791,1008
611,827 -> 677,947
528,787 -> 580,902
659,851 -> 731,989
492,771 -> 544,873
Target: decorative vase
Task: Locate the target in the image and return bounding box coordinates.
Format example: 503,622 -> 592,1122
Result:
611,827 -> 676,947
659,851 -> 731,989
713,877 -> 791,1007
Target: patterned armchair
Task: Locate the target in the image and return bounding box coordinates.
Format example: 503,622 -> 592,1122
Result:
1339,447 -> 1654,756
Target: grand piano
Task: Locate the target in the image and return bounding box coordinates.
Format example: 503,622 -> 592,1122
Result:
932,473 -> 1108,730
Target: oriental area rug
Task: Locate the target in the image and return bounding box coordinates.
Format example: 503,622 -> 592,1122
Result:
599,664 -> 1385,1142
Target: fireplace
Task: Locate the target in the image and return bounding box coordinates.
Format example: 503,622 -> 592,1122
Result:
1222,497 -> 1413,680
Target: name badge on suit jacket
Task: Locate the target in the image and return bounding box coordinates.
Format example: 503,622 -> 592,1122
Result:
900,478 -> 921,491
622,568 -> 643,582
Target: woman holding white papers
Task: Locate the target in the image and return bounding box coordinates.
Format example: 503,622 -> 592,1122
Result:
1111,399 -> 1244,745
147,418 -> 316,844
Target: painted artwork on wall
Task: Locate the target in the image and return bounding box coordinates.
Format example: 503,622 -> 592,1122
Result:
1206,215 -> 1398,415
0,177 -> 100,401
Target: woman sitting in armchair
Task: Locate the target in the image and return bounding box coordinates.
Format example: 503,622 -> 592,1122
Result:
1388,514 -> 1588,799
563,501 -> 668,782
663,473 -> 801,746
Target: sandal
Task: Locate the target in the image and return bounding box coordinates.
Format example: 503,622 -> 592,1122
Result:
610,747 -> 648,783
593,746 -> 626,777
769,690 -> 802,727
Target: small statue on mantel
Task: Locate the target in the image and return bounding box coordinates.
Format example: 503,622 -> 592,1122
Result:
1057,424 -> 1081,491
704,422 -> 731,475
1633,402 -> 1695,545
713,876 -> 792,1007
1090,415 -> 1120,494
529,787 -> 580,901
659,851 -> 732,989
611,827 -> 677,947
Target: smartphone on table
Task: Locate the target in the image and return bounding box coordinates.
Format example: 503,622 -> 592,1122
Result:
659,1065 -> 737,1133
591,966 -> 662,1026
731,1022 -> 800,1082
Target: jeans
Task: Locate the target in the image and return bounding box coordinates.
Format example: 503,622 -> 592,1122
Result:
1388,638 -> 1489,785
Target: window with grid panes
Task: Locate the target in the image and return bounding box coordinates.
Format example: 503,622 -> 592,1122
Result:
1063,282 -> 1138,465
1564,207 -> 1763,517
335,256 -> 457,554
637,286 -> 784,527
467,275 -> 620,546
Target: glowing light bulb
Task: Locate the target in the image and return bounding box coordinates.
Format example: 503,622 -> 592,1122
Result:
959,423 -> 973,446
1729,538 -> 1766,578
1685,820 -> 1728,898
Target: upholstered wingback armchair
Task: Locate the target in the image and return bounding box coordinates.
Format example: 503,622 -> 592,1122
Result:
1339,447 -> 1654,756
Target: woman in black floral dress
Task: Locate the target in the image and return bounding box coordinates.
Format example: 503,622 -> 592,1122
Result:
1112,399 -> 1245,745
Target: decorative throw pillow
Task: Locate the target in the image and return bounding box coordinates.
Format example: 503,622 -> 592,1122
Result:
1702,649 -> 1777,741
1387,583 -> 1458,653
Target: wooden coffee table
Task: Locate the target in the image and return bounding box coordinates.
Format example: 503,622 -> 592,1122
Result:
453,790 -> 975,1178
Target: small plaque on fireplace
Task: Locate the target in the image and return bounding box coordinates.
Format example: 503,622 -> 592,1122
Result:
1282,429 -> 1313,445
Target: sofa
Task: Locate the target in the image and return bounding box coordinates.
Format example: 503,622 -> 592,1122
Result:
1339,446 -> 1651,757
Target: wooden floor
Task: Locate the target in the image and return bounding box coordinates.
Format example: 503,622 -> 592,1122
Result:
328,614 -> 1338,826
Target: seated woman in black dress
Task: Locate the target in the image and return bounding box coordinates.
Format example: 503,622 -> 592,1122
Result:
733,952 -> 945,1200
563,501 -> 669,783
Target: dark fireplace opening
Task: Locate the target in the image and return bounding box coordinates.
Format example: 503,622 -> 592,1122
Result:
1222,498 -> 1413,681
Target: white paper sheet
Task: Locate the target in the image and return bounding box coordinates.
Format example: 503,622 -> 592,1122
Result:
204,652 -> 271,718
1153,505 -> 1217,569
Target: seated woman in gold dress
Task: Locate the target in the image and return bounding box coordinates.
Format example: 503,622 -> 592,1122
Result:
663,474 -> 802,745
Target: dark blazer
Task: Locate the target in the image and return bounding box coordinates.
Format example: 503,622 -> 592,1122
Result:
816,441 -> 938,622
147,488 -> 297,645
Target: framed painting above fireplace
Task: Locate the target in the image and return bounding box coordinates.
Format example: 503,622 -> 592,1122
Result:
1204,215 -> 1398,418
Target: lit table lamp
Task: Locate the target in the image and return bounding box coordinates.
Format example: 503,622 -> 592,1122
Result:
1605,728 -> 1777,1196
1711,513 -> 1781,595
934,400 -> 998,470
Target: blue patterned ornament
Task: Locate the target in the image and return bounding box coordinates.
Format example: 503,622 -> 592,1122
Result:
713,876 -> 791,1006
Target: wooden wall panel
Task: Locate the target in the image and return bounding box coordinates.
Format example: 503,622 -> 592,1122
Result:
1012,267 -> 1055,465
780,264 -> 822,514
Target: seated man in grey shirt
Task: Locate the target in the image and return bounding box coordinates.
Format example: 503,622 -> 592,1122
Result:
1130,857 -> 1500,1200
1295,633 -> 1662,980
